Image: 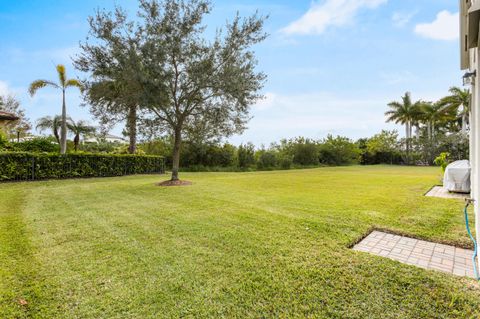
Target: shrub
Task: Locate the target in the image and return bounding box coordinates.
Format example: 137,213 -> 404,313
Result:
359,130 -> 403,165
434,152 -> 450,172
256,150 -> 277,169
319,135 -> 360,165
438,133 -> 469,161
0,132 -> 8,150
293,143 -> 319,165
180,142 -> 235,168
0,152 -> 165,181
278,154 -> 293,170
11,137 -> 59,153
237,143 -> 255,168
206,144 -> 236,167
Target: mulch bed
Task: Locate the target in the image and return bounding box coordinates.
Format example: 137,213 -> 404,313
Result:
157,180 -> 193,187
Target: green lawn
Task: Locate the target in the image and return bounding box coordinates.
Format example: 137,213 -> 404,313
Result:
1,165 -> 480,318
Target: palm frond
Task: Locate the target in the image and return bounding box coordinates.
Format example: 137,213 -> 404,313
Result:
402,92 -> 412,108
67,119 -> 96,135
35,116 -> 54,132
57,64 -> 67,87
65,79 -> 84,93
28,80 -> 59,96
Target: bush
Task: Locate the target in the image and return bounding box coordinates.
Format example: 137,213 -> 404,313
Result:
180,142 -> 235,168
278,154 -> 293,170
256,150 -> 277,170
11,137 -> 59,153
434,152 -> 450,172
237,143 -> 255,168
291,141 -> 319,166
319,135 -> 360,165
206,144 -> 236,167
0,132 -> 8,150
359,130 -> 403,165
0,152 -> 165,181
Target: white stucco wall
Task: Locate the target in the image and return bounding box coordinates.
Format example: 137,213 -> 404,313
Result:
471,49 -> 480,246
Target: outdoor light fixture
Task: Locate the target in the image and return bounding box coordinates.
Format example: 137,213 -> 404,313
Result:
463,70 -> 477,86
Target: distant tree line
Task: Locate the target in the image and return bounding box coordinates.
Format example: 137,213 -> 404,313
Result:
385,90 -> 470,165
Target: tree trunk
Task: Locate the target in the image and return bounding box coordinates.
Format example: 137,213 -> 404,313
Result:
171,127 -> 182,181
462,112 -> 468,134
74,134 -> 79,152
60,89 -> 67,154
127,105 -> 137,154
405,123 -> 410,164
427,122 -> 432,140
54,129 -> 60,145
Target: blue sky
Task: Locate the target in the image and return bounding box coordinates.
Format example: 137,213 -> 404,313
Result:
0,0 -> 461,146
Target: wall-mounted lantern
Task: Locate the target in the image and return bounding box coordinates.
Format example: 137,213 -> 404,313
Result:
463,70 -> 477,86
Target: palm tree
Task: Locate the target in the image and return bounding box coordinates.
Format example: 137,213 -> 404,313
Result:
67,119 -> 96,151
438,87 -> 471,134
28,64 -> 83,154
35,115 -> 64,144
418,102 -> 445,140
385,92 -> 423,162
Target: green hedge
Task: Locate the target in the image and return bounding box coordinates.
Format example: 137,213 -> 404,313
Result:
0,152 -> 165,181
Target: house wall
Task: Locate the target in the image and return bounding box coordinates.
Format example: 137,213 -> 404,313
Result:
463,0 -> 480,250
472,48 -> 480,246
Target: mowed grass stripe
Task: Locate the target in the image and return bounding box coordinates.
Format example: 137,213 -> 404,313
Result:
0,185 -> 57,318
1,166 -> 480,318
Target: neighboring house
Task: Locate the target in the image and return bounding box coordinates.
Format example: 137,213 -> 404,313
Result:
0,111 -> 19,134
83,134 -> 127,144
461,0 -> 480,251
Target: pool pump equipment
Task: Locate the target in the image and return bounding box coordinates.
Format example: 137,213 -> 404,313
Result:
463,199 -> 479,280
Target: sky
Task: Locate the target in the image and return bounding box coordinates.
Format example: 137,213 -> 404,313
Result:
0,0 -> 462,146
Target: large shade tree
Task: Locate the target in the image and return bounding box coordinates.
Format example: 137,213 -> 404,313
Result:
438,86 -> 471,134
29,65 -> 83,154
385,92 -> 423,162
140,0 -> 267,181
74,8 -> 146,154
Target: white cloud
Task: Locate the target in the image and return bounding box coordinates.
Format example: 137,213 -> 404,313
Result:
392,11 -> 417,27
414,10 -> 459,41
281,0 -> 387,36
254,92 -> 277,111
229,91 -> 399,146
0,80 -> 23,97
0,81 -> 10,96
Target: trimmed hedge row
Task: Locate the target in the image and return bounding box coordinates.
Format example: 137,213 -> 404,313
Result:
0,152 -> 165,181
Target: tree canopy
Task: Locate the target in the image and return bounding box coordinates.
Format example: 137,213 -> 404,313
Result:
74,6 -> 148,154
76,0 -> 267,181
0,95 -> 31,139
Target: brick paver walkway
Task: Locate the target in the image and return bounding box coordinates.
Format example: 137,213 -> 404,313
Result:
353,231 -> 477,278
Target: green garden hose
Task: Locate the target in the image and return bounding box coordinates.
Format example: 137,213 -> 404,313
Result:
464,199 -> 479,280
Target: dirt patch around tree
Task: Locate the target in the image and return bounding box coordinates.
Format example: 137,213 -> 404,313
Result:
157,180 -> 193,187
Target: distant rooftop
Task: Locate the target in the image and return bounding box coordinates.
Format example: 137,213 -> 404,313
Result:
104,134 -> 126,140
